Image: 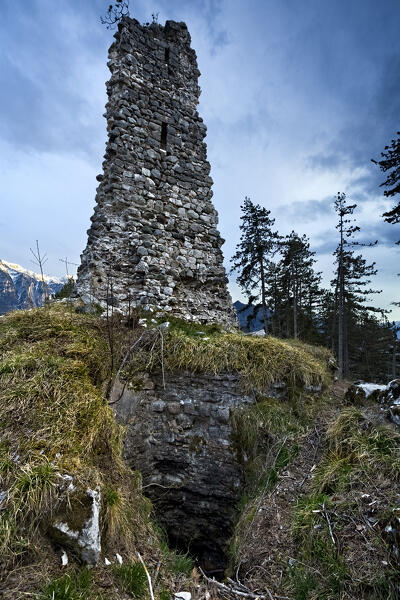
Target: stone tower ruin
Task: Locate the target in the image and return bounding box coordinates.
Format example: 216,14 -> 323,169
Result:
77,17 -> 235,326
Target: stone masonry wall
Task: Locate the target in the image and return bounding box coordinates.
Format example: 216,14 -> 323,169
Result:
76,18 -> 236,327
113,371 -> 256,574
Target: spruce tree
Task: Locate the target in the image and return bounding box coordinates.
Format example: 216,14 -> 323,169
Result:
267,232 -> 322,342
373,131 -> 400,307
333,193 -> 381,378
372,131 -> 400,242
230,197 -> 280,335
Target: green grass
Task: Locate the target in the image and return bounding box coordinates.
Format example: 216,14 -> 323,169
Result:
160,331 -> 331,392
0,303 -> 334,598
124,324 -> 332,395
170,551 -> 194,577
288,407 -> 400,599
287,564 -> 317,600
291,493 -> 350,599
229,391 -> 325,572
313,407 -> 400,494
158,588 -> 171,600
40,569 -> 94,600
158,313 -> 223,337
113,562 -> 148,598
0,304 -> 165,598
152,522 -> 194,577
231,394 -> 316,499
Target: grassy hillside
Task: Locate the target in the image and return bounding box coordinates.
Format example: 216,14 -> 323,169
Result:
0,303 -> 335,599
230,388 -> 400,599
0,305 -> 193,599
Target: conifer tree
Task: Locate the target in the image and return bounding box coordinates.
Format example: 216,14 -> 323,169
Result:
279,231 -> 322,339
372,131 -> 400,243
373,131 -> 400,307
265,232 -> 322,342
230,197 -> 280,335
333,193 -> 380,378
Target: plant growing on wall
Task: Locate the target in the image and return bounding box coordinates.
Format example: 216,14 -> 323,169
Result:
101,0 -> 130,29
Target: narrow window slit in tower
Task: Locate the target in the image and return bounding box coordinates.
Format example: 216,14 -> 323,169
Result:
161,122 -> 168,151
164,47 -> 170,64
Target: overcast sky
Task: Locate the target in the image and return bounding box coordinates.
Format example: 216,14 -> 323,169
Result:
1,0 -> 399,317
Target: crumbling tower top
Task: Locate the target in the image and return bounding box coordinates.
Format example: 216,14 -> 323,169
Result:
76,18 -> 236,326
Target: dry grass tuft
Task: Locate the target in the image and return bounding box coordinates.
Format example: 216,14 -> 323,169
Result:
128,329 -> 332,393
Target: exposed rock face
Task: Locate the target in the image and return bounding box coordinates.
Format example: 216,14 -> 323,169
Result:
0,260 -> 63,315
76,18 -> 235,327
113,372 -> 255,574
49,485 -> 102,566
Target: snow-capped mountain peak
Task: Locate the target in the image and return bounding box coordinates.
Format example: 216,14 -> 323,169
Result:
0,260 -> 62,285
0,259 -> 64,315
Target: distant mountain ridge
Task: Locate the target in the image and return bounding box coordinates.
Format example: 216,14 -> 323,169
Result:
234,300 -> 270,332
0,260 -> 63,315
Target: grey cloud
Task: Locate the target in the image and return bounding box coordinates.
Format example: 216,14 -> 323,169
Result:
306,152 -> 349,173
356,221 -> 400,248
312,221 -> 399,257
0,55 -> 99,157
0,0 -> 107,158
278,197 -> 334,223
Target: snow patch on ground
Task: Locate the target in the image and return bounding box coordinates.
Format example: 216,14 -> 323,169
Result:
79,488 -> 101,565
356,383 -> 387,397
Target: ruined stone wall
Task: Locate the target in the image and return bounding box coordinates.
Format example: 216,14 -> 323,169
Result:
113,371 -> 255,574
77,18 -> 235,327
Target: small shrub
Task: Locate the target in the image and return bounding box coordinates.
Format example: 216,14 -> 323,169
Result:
55,277 -> 75,299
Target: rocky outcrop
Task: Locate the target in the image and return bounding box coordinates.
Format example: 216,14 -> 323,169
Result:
113,372 -> 256,574
76,18 -> 235,327
234,301 -> 270,332
49,485 -> 102,566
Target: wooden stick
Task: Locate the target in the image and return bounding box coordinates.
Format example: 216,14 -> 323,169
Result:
322,502 -> 335,546
199,567 -> 276,600
137,552 -> 155,600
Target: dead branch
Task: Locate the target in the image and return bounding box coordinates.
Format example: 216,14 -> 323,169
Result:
322,502 -> 336,546
137,552 -> 155,600
199,567 -> 286,600
100,0 -> 130,29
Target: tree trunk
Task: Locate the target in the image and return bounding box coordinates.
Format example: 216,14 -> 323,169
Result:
331,281 -> 339,354
259,257 -> 268,336
292,261 -> 297,339
338,217 -> 345,379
